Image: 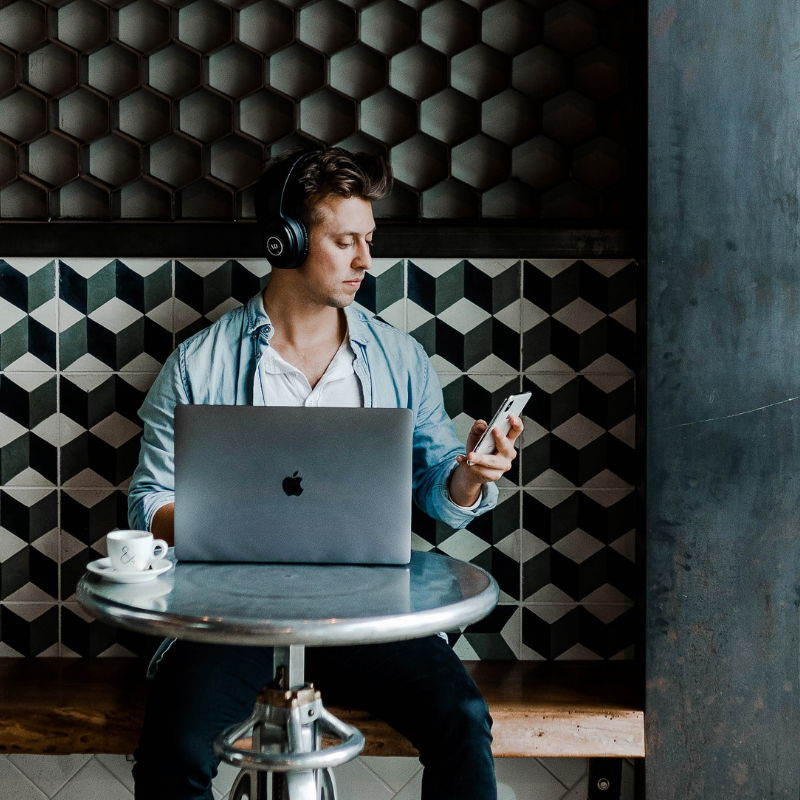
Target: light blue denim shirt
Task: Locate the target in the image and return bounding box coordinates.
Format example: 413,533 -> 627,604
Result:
128,292 -> 498,533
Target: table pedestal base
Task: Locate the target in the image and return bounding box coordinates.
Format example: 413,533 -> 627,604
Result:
213,646 -> 365,800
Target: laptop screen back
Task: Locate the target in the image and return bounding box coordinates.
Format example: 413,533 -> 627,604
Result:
174,405 -> 413,565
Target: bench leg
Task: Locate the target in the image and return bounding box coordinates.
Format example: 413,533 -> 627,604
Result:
588,758 -> 622,800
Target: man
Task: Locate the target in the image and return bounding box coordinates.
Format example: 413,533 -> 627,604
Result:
128,147 -> 523,800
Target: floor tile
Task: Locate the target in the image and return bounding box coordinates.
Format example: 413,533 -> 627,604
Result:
392,767 -> 422,800
9,754 -> 91,797
495,757 -> 568,800
332,757 -> 394,800
361,756 -> 422,793
538,757 -> 587,789
94,755 -> 135,792
51,757 -> 133,800
211,761 -> 241,797
561,774 -> 589,799
0,757 -> 48,799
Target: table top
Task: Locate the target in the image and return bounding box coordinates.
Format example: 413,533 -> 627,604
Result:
76,551 -> 499,647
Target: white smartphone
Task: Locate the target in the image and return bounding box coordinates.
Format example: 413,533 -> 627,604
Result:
467,391 -> 532,465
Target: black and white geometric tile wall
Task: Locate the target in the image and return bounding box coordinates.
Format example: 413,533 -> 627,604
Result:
0,255 -> 638,659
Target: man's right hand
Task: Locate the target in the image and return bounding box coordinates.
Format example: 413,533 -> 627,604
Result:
151,503 -> 175,547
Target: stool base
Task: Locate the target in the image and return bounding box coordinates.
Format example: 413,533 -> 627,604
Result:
214,646 -> 363,800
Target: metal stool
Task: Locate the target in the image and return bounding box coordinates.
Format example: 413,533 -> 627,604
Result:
214,645 -> 364,800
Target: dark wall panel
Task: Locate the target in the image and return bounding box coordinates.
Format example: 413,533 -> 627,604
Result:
647,1 -> 800,797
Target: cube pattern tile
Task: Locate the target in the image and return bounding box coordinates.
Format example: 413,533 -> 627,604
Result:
0,256 -> 638,660
0,260 -> 56,371
0,753 -> 637,800
59,259 -> 172,372
0,0 -> 637,220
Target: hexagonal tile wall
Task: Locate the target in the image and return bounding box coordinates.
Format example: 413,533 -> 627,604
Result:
115,88 -> 171,144
0,142 -> 15,188
23,43 -> 78,98
207,43 -> 262,99
269,43 -> 325,99
0,0 -> 47,53
25,134 -> 79,188
391,134 -> 448,191
85,43 -> 139,98
361,0 -> 416,56
0,90 -> 47,144
236,0 -> 293,53
298,0 -> 356,55
210,134 -> 264,188
299,89 -> 356,143
114,0 -> 170,54
0,180 -> 48,218
422,179 -> 480,218
146,43 -> 202,98
176,0 -> 232,54
0,0 -> 638,219
330,44 -> 386,101
238,88 -> 292,144
0,48 -> 16,96
361,89 -> 416,146
56,88 -> 109,143
421,88 -> 480,146
88,134 -> 141,188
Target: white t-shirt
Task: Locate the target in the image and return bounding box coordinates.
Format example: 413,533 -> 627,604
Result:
257,338 -> 361,408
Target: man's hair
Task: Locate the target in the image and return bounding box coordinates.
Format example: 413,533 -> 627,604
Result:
271,147 -> 393,229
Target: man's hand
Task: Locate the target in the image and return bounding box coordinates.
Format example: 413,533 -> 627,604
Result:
151,503 -> 175,547
449,416 -> 524,507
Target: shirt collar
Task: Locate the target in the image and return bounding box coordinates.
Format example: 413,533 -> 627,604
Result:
245,292 -> 272,337
247,292 -> 370,346
343,304 -> 369,346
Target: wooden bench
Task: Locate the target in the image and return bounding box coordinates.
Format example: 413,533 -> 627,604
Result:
0,658 -> 644,760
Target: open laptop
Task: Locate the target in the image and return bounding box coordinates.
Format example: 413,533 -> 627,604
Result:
173,405 -> 413,565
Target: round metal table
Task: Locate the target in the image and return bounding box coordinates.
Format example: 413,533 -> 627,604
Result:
77,551 -> 498,800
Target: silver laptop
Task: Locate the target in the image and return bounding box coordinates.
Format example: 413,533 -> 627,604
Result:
173,405 -> 413,565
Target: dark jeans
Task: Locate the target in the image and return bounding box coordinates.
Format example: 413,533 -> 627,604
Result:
133,635 -> 496,800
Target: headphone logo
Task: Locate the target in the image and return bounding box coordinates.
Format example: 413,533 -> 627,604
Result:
266,236 -> 284,257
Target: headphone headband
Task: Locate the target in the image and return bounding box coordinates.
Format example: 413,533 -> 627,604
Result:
254,149 -> 317,269
264,150 -> 313,221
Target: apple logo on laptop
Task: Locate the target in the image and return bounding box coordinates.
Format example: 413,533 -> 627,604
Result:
282,471 -> 303,497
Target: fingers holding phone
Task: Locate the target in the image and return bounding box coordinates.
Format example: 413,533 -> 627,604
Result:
465,392 -> 530,467
458,415 -> 523,476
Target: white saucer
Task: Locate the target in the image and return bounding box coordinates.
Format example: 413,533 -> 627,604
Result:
87,557 -> 174,584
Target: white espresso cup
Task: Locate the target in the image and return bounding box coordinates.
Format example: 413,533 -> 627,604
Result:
107,530 -> 168,572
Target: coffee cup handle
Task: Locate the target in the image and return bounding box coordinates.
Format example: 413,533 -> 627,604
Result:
152,539 -> 169,560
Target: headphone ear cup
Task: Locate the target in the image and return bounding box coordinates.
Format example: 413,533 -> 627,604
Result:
262,223 -> 293,269
286,217 -> 309,269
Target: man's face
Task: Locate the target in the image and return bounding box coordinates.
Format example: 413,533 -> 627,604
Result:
299,195 -> 375,309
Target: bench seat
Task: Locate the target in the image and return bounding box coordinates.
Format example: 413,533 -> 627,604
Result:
0,659 -> 644,759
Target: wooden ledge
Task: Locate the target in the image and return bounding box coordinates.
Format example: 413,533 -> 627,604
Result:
0,659 -> 644,759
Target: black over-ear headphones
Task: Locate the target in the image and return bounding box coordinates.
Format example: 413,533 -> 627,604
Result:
254,150 -> 317,270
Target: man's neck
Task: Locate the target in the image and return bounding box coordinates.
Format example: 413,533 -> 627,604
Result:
261,282 -> 345,350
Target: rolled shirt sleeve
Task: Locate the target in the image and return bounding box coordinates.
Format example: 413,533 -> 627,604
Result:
410,343 -> 498,529
128,346 -> 189,532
